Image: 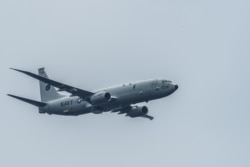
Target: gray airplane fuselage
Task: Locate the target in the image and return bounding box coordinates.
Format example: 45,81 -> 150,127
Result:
42,79 -> 178,116
9,68 -> 179,120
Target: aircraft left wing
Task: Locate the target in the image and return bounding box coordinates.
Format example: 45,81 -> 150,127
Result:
10,68 -> 94,99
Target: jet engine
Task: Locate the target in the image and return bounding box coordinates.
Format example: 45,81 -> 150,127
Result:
126,106 -> 148,118
90,91 -> 111,105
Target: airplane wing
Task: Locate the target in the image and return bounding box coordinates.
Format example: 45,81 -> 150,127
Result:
140,115 -> 154,120
10,68 -> 94,99
111,106 -> 154,120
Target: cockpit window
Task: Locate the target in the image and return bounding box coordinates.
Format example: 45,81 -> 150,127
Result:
161,80 -> 171,89
162,80 -> 171,85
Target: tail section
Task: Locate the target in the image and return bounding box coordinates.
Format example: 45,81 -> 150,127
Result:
8,94 -> 47,107
38,68 -> 64,102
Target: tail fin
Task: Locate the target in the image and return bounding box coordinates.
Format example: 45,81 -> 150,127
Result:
38,68 -> 64,102
8,94 -> 47,107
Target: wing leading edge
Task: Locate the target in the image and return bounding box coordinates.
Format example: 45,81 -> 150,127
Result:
10,68 -> 94,99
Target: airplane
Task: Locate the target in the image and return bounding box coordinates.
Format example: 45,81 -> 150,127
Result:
8,68 -> 178,120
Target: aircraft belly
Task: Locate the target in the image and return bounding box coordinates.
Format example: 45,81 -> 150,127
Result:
45,98 -> 92,116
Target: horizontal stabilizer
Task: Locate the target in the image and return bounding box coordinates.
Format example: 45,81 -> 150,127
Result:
7,94 -> 47,107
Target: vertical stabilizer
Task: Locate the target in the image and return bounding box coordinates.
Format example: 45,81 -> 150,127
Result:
38,68 -> 64,102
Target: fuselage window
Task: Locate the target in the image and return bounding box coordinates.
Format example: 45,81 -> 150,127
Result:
77,98 -> 84,104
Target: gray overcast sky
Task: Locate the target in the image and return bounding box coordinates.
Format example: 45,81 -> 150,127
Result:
0,0 -> 249,167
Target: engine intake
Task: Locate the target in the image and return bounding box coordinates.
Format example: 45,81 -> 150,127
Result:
90,91 -> 111,105
126,106 -> 148,118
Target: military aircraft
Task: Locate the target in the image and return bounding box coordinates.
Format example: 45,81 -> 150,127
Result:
8,68 -> 178,120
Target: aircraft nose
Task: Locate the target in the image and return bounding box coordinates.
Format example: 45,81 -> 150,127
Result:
175,85 -> 179,90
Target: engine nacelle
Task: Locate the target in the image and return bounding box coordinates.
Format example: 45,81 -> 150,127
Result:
90,91 -> 111,105
126,106 -> 148,118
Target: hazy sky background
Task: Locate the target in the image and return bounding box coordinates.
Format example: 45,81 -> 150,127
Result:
0,0 -> 249,167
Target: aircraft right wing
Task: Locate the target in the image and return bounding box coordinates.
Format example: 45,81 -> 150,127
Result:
10,68 -> 94,99
111,105 -> 154,120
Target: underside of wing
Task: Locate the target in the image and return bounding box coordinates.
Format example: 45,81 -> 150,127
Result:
111,105 -> 154,120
